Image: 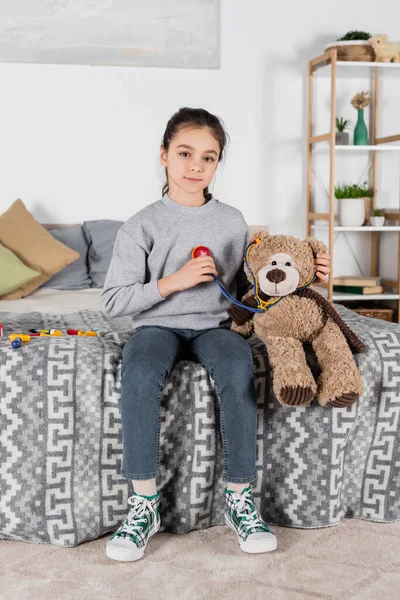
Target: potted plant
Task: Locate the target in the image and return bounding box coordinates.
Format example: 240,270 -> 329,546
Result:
351,91 -> 372,145
335,181 -> 374,226
336,117 -> 350,145
371,208 -> 385,227
325,31 -> 375,62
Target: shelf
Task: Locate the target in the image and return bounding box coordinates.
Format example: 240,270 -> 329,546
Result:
316,286 -> 400,301
313,61 -> 400,79
332,292 -> 400,301
334,226 -> 400,231
313,145 -> 400,152
311,224 -> 400,231
308,52 -> 400,322
311,225 -> 400,231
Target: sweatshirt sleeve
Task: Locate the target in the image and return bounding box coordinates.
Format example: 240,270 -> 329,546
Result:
100,226 -> 165,319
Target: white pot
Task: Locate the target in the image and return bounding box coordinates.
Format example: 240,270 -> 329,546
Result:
370,216 -> 385,226
337,198 -> 366,227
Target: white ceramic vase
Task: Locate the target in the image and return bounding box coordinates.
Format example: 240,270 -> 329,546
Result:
337,198 -> 366,227
370,216 -> 385,227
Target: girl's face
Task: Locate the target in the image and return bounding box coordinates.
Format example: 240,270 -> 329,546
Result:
160,126 -> 220,199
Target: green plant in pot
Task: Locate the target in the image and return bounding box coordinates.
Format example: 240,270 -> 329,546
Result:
337,31 -> 371,41
371,208 -> 385,227
335,181 -> 374,226
351,91 -> 371,145
336,117 -> 350,145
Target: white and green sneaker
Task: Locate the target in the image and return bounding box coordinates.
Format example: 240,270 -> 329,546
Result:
225,486 -> 277,554
106,491 -> 161,562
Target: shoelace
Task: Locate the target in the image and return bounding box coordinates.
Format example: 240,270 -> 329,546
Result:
118,495 -> 156,536
231,490 -> 266,533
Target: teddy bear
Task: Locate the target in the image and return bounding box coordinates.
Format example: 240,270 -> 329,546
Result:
228,230 -> 366,408
368,34 -> 400,63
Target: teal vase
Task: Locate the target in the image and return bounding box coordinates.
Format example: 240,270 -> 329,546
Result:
354,109 -> 368,145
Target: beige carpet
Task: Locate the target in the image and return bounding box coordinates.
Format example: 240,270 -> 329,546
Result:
1,518 -> 399,599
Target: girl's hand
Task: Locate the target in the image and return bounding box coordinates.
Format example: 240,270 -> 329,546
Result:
173,256 -> 218,291
314,253 -> 331,282
158,256 -> 218,297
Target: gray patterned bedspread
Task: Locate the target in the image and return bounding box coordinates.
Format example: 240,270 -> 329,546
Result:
0,305 -> 399,547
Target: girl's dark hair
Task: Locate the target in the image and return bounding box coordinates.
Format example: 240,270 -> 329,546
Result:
161,107 -> 227,202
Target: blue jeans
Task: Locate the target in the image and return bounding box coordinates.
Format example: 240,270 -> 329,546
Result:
120,325 -> 258,484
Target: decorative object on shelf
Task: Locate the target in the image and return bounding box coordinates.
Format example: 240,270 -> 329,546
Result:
347,305 -> 394,322
382,209 -> 399,226
370,208 -> 385,227
335,117 -> 350,145
368,34 -> 400,63
335,181 -> 374,226
333,284 -> 383,295
333,276 -> 381,287
351,91 -> 371,145
325,30 -> 375,62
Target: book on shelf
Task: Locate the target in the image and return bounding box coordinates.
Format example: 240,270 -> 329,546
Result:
332,276 -> 381,287
333,285 -> 384,295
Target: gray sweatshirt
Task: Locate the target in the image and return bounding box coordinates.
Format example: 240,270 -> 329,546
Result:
100,194 -> 251,330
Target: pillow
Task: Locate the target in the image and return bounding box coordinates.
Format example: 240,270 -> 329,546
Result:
83,220 -> 123,288
0,244 -> 41,296
41,225 -> 92,290
0,199 -> 80,300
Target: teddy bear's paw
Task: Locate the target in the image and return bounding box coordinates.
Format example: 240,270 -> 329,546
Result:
230,321 -> 253,338
279,385 -> 315,406
326,392 -> 359,408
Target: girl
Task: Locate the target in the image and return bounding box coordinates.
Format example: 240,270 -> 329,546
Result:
100,107 -> 330,562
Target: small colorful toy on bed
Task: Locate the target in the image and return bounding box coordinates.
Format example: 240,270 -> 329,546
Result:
9,331 -> 62,348
9,333 -> 48,347
8,328 -> 97,348
67,329 -> 97,337
10,333 -> 53,340
0,323 -> 3,338
9,334 -> 32,348
11,338 -> 23,348
29,329 -> 62,336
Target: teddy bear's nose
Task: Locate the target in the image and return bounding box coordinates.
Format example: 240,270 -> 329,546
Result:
266,268 -> 286,284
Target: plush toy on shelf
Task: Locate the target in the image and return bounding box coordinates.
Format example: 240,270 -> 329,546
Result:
368,34 -> 400,63
227,230 -> 367,409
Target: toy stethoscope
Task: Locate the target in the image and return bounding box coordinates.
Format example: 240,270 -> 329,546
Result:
192,239 -> 317,314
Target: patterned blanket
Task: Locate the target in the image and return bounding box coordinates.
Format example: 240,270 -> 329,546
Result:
0,305 -> 399,547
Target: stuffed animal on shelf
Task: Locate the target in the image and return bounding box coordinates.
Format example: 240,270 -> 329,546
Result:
368,34 -> 400,63
228,230 -> 366,408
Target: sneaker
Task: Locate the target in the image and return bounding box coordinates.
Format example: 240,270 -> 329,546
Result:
225,486 -> 277,554
106,491 -> 161,562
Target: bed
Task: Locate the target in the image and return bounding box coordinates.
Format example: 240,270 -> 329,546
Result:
1,283 -> 400,548
1,207 -> 400,547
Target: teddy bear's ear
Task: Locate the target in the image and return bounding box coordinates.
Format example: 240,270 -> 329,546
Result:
305,237 -> 328,257
249,227 -> 269,243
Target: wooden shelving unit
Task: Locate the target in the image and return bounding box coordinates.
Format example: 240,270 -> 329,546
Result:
307,50 -> 400,322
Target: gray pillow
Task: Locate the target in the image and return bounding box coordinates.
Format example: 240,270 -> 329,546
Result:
41,225 -> 92,290
83,220 -> 123,288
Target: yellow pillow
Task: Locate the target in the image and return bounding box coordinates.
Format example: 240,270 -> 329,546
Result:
0,199 -> 80,299
0,244 -> 41,296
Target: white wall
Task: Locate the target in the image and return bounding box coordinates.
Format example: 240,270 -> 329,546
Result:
0,0 -> 399,256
